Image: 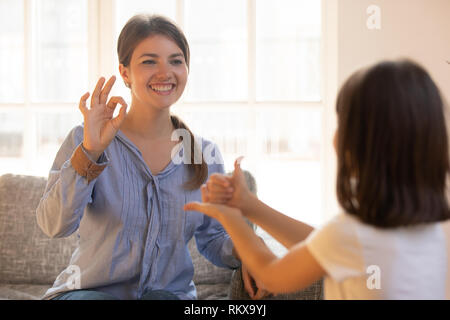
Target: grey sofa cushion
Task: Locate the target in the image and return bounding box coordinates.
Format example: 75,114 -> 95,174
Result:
0,173 -> 322,301
0,174 -> 78,285
189,238 -> 234,285
0,284 -> 50,300
196,283 -> 230,300
0,174 -> 232,288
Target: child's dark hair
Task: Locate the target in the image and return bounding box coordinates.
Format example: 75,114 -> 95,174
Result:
336,59 -> 450,228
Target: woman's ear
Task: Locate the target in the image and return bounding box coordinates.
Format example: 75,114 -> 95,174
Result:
119,64 -> 131,88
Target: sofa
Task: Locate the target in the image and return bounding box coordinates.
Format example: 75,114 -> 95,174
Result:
0,173 -> 323,300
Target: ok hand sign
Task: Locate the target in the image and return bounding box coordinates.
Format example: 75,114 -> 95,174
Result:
79,76 -> 128,161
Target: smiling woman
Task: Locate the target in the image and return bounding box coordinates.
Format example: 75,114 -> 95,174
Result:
0,0 -> 326,241
119,34 -> 188,109
115,15 -> 206,187
35,14 -> 243,301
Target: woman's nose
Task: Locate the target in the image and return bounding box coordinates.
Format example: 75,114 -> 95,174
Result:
154,63 -> 172,79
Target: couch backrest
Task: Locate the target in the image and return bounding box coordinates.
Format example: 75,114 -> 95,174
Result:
0,174 -> 78,285
0,174 -> 233,286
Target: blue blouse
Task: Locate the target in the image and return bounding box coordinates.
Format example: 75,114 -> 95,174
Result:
36,125 -> 240,300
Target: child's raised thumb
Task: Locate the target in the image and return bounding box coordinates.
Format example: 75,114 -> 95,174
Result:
233,156 -> 244,175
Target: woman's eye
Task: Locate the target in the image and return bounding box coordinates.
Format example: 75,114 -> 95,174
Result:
170,59 -> 183,65
143,60 -> 156,65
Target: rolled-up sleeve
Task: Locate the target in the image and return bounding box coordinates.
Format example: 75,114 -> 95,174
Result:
36,125 -> 108,238
195,215 -> 241,269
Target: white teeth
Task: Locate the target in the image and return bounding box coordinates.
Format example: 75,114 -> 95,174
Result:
150,84 -> 173,92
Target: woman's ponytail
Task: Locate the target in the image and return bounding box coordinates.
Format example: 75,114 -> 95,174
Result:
171,115 -> 208,190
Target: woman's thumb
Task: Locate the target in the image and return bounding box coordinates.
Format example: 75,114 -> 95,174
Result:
200,184 -> 210,203
232,156 -> 244,180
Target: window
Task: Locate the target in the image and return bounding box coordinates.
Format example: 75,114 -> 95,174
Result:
0,0 -> 25,169
184,0 -> 248,102
256,0 -> 321,101
0,0 -> 85,175
0,0 -> 24,102
32,0 -> 88,102
1,0 -> 332,256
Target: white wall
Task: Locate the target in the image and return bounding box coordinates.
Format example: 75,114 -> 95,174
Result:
338,0 -> 450,99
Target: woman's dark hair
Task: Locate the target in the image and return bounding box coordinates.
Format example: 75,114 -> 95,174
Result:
117,14 -> 190,68
336,59 -> 450,228
117,14 -> 207,190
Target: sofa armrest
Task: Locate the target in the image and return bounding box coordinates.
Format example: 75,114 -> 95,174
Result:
228,267 -> 323,300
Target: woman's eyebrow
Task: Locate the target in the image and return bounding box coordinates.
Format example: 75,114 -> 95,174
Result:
139,53 -> 184,59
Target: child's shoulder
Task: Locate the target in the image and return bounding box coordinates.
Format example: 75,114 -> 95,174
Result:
313,212 -> 362,242
326,211 -> 360,227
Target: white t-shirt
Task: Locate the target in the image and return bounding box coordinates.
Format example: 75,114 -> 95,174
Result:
305,212 -> 447,299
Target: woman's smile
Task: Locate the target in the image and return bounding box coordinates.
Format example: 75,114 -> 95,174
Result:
149,82 -> 176,95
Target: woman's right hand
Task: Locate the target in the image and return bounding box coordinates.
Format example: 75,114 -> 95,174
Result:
204,157 -> 255,214
79,76 -> 128,161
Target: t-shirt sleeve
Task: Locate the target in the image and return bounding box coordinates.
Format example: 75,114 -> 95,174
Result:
305,213 -> 365,282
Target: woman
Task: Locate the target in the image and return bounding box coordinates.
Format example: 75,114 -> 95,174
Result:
36,14 -> 248,300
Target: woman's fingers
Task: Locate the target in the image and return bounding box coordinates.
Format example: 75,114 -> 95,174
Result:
232,156 -> 245,182
209,173 -> 231,187
205,175 -> 233,204
207,179 -> 233,193
78,92 -> 90,115
200,184 -> 210,203
108,96 -> 128,130
90,77 -> 105,108
200,183 -> 231,204
110,105 -> 128,130
100,75 -> 116,105
106,96 -> 127,110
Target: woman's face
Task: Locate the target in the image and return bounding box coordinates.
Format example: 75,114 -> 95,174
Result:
120,34 -> 188,110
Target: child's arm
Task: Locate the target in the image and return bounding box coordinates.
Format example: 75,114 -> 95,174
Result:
243,193 -> 315,249
184,202 -> 325,294
206,158 -> 314,249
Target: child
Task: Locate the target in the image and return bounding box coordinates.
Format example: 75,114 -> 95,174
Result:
36,14 -> 243,300
185,59 -> 450,299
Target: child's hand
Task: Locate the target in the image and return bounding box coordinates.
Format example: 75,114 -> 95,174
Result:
183,201 -> 243,223
205,157 -> 254,212
242,259 -> 272,300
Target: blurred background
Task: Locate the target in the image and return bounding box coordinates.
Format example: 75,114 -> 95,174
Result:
0,0 -> 325,256
1,0 -> 449,257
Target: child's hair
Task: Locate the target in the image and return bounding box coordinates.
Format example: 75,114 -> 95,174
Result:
336,59 -> 450,228
117,14 -> 207,190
